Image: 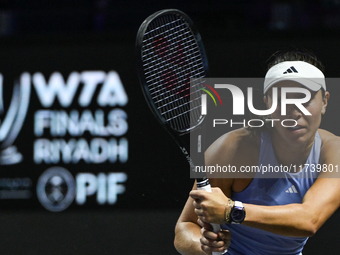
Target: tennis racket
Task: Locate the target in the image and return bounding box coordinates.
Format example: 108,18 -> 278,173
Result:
136,9 -> 222,254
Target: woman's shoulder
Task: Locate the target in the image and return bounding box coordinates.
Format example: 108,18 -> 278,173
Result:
318,129 -> 340,146
205,127 -> 260,166
318,129 -> 340,150
318,129 -> 340,164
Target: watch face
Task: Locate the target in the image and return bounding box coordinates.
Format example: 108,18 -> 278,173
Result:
231,207 -> 245,223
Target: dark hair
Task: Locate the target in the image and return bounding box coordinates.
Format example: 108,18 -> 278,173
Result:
247,50 -> 325,135
267,50 -> 325,73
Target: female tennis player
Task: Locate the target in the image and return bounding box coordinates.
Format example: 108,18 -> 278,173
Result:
174,51 -> 340,255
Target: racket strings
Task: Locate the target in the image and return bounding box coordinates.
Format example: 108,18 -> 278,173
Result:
142,31 -> 199,70
155,80 -> 203,113
142,14 -> 206,132
144,53 -> 204,92
157,94 -> 201,116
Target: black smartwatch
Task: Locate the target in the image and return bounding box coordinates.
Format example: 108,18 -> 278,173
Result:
230,201 -> 246,224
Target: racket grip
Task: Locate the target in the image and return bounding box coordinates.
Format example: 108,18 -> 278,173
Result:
196,179 -> 224,255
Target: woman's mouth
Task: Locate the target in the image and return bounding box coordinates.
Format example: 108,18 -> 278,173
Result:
287,125 -> 305,132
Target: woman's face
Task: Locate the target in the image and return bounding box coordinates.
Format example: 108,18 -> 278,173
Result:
265,81 -> 329,145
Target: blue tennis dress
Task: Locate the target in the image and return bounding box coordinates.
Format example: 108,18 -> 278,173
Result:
222,131 -> 321,255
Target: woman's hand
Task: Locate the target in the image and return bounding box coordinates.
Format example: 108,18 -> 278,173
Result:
197,218 -> 231,254
190,187 -> 229,224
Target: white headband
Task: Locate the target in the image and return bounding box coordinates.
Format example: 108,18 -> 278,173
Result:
264,61 -> 326,94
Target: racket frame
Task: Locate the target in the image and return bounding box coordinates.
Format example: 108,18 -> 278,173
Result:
136,9 -> 208,133
136,10 -> 222,253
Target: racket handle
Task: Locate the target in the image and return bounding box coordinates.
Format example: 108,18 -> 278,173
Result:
196,179 -> 224,255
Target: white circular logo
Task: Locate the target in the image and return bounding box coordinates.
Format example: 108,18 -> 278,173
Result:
36,167 -> 75,212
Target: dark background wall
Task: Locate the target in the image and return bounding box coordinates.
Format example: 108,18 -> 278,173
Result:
0,1 -> 340,254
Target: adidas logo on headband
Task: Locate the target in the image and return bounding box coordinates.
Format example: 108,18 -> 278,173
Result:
264,61 -> 326,93
283,66 -> 298,74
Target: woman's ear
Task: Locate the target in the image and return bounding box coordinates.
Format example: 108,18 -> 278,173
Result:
321,91 -> 330,114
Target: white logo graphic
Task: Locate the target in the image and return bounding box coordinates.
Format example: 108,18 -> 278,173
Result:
0,73 -> 31,165
285,185 -> 298,194
36,167 -> 76,212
